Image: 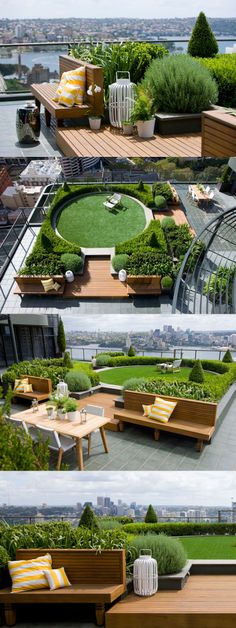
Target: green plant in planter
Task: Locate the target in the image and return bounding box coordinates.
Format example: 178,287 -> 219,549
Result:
64,398 -> 77,413
112,253 -> 129,272
188,12 -> 218,58
189,360 -> 205,384
130,90 -> 154,123
61,253 -> 83,274
49,393 -> 68,410
222,349 -> 233,363
142,54 -> 218,114
154,195 -> 166,209
161,275 -> 173,290
127,534 -> 187,576
65,371 -> 91,392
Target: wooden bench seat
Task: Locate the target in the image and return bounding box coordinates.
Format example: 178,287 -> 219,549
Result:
126,275 -> 161,296
13,375 -> 52,402
114,390 -> 217,452
31,55 -> 104,128
14,275 -> 65,296
0,548 -> 126,627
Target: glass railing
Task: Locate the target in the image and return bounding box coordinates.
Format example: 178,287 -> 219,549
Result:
67,345 -> 236,362
0,511 -> 233,525
0,38 -> 236,95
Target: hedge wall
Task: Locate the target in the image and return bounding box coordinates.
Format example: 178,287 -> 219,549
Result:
123,522 -> 236,536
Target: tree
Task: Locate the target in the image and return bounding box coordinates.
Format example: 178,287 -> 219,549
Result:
137,179 -> 144,191
63,351 -> 73,369
79,504 -> 99,531
222,349 -> 233,363
128,345 -> 136,357
189,360 -> 205,383
63,182 -> 70,192
145,505 -> 158,523
188,12 -> 218,58
57,318 -> 66,354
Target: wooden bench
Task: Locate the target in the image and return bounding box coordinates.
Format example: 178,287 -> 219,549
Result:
201,109 -> 236,157
14,275 -> 65,297
126,275 -> 161,296
114,390 -> 217,452
0,548 -> 126,627
13,375 -> 52,402
31,55 -> 104,128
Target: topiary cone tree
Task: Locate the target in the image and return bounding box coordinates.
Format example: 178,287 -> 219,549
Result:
189,360 -> 205,383
145,504 -> 158,523
222,349 -> 233,363
128,345 -> 136,357
79,504 -> 99,531
188,12 -> 218,58
57,317 -> 66,355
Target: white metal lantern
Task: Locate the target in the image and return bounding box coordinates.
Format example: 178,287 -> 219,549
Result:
109,72 -> 136,128
133,550 -> 158,596
56,380 -> 68,398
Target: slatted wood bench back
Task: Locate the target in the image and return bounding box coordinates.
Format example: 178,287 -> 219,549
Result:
16,549 -> 126,585
123,390 -> 217,427
59,55 -> 104,115
20,376 -> 52,395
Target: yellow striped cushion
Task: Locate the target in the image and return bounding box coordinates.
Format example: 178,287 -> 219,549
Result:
58,83 -> 79,107
8,553 -> 52,592
14,378 -> 29,392
55,67 -> 86,105
148,397 -> 177,423
143,404 -> 153,417
41,278 -> 55,292
24,383 -> 33,393
43,567 -> 71,590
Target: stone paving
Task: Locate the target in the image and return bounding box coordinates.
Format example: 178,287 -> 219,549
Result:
0,101 -> 61,157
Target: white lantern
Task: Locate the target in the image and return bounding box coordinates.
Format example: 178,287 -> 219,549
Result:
56,380 -> 68,398
133,550 -> 158,596
118,269 -> 127,282
109,72 -> 136,128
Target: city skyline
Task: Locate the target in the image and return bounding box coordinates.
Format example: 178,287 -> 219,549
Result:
1,3 -> 236,20
1,472 -> 236,507
63,314 -> 236,334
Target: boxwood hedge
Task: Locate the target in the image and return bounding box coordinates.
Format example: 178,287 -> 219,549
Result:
116,220 -> 167,255
198,54 -> 236,108
123,522 -> 236,536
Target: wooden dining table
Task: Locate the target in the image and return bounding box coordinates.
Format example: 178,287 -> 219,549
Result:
13,404 -> 109,471
191,184 -> 210,205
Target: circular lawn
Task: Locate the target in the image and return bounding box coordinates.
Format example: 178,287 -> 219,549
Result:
56,193 -> 147,248
99,365 -> 217,386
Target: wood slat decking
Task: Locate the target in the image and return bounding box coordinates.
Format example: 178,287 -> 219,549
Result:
74,391 -> 120,431
63,257 -> 128,299
56,126 -> 201,157
202,110 -> 236,157
106,575 -> 236,628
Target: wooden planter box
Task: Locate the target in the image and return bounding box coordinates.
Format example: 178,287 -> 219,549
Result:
155,112 -> 202,136
201,109 -> 236,156
126,275 -> 162,295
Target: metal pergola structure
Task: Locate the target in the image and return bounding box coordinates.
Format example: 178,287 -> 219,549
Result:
172,205 -> 236,314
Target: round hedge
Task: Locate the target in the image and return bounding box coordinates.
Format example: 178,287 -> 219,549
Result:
155,195 -> 166,209
162,216 -> 176,229
65,371 -> 91,392
112,253 -> 129,272
61,253 -> 83,274
129,533 -> 187,575
161,275 -> 173,289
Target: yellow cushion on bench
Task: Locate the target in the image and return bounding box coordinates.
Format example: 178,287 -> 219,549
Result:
8,553 -> 52,592
41,278 -> 55,292
43,567 -> 71,590
58,82 -> 79,107
55,66 -> 86,105
53,281 -> 61,291
24,383 -> 33,393
14,378 -> 29,392
148,397 -> 177,423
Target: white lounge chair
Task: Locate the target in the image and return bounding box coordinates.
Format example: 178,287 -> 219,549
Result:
103,193 -> 122,210
83,404 -> 104,456
36,425 -> 76,470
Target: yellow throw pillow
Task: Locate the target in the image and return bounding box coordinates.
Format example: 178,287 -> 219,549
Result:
14,378 -> 29,392
58,82 -> 79,107
24,383 -> 33,393
43,567 -> 71,591
54,67 -> 86,105
8,553 -> 52,593
41,278 -> 55,293
148,397 -> 177,423
53,281 -> 61,291
143,404 -> 153,417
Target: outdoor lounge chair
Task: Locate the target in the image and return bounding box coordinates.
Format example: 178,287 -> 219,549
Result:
103,193 -> 122,210
83,404 -> 105,456
158,359 -> 182,373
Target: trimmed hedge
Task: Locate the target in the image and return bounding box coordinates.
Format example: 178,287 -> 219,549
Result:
122,377 -> 212,401
123,522 -> 236,536
116,220 -> 167,255
199,54 -> 236,108
152,182 -> 173,203
2,359 -> 68,390
126,250 -> 175,277
112,254 -> 129,272
65,371 -> 91,392
128,534 -> 187,575
60,253 -> 83,274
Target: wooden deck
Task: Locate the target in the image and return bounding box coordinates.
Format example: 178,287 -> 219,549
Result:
106,575 -> 236,628
154,205 -> 195,233
56,126 -> 201,157
75,391 -> 120,431
64,257 -> 128,299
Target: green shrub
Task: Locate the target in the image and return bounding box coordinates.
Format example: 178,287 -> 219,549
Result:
63,182 -> 71,192
2,361 -> 68,390
74,364 -> 100,387
189,360 -> 205,383
123,522 -> 236,537
222,349 -> 233,363
162,216 -> 176,229
0,545 -> 10,566
65,371 -> 91,392
116,220 -> 167,255
130,90 -> 154,123
63,351 -> 73,369
127,534 -> 187,575
137,180 -> 145,191
154,195 -> 166,209
96,351 -> 125,358
99,519 -> 122,530
161,275 -> 173,289
142,54 -> 218,113
203,267 -> 235,305
152,182 -> 173,203
112,254 -> 129,272
57,318 -> 66,354
188,12 -> 218,57
164,223 -> 193,258
128,345 -> 136,357
95,353 -> 112,367
79,505 -> 99,531
199,54 -> 236,108
184,240 -> 206,273
181,358 -> 229,374
145,505 -> 158,523
123,377 -> 212,401
126,251 -> 174,277
60,253 -> 83,274
19,253 -> 63,276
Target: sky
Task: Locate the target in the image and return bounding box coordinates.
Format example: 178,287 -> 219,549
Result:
0,472 -> 236,507
63,314 -> 236,334
2,0 -> 236,19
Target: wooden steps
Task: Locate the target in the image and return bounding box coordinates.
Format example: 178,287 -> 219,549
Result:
56,126 -> 201,158
63,257 -> 128,299
76,391 -> 120,432
106,575 -> 236,628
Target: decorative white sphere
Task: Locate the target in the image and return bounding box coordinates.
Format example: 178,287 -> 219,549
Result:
119,269 -> 127,282
65,270 -> 74,283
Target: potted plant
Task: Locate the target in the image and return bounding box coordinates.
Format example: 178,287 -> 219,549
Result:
122,120 -> 133,135
64,398 -> 78,422
46,403 -> 55,420
130,90 -> 155,139
161,275 -> 173,294
87,83 -> 102,130
49,393 -> 68,420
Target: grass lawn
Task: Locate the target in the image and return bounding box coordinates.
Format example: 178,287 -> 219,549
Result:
99,365 -> 217,386
179,536 -> 236,559
56,193 -> 146,247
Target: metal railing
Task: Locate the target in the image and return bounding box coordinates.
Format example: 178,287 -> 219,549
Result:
67,345 -> 236,362
1,510 -> 236,525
